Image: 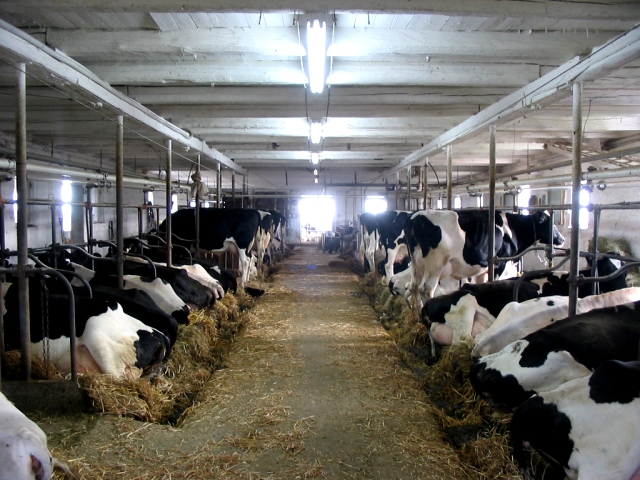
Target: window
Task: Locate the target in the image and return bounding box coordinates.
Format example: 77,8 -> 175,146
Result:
12,178 -> 17,224
436,197 -> 443,209
61,180 -> 72,232
171,193 -> 178,213
579,188 -> 590,229
299,196 -> 335,232
517,186 -> 531,214
145,191 -> 154,205
477,195 -> 484,208
364,196 -> 387,214
454,196 -> 461,209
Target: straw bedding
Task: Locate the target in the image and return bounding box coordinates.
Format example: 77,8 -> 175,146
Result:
363,273 -> 555,480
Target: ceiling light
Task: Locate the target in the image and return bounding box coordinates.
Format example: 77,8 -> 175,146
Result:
307,19 -> 326,94
310,121 -> 322,144
311,153 -> 320,165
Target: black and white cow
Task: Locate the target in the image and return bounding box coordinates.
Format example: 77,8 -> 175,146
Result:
268,209 -> 286,258
511,359 -> 640,480
404,209 -> 564,303
0,392 -> 75,480
377,210 -> 412,283
3,285 -> 170,379
472,287 -> 640,358
255,210 -> 274,274
470,300 -> 640,410
534,254 -> 628,298
422,279 -> 542,347
360,212 -> 378,273
160,208 -> 260,287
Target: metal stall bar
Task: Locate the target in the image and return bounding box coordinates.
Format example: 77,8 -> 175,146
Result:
568,83 -> 583,317
165,139 -> 172,267
488,125 -> 497,281
406,167 -> 411,210
217,163 -> 222,208
446,145 -> 452,210
15,62 -> 31,380
195,154 -> 201,259
115,114 -> 124,289
232,172 -> 236,208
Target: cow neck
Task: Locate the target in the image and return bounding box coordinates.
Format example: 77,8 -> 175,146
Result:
504,213 -> 536,254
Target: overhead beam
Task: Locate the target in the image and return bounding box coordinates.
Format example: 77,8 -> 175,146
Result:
43,28 -> 612,60
0,19 -> 246,175
383,25 -> 640,177
1,1 -> 639,20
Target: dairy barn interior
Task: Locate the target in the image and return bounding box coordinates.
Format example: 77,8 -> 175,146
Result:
1,1 -> 640,479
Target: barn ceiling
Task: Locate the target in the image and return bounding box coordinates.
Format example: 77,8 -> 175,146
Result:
0,1 -> 639,193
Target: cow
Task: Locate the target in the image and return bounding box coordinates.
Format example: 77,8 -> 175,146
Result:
0,392 -> 75,480
470,300 -> 640,410
404,209 -> 564,305
268,209 -> 286,259
422,279 -> 542,347
159,208 -> 260,287
3,285 -> 170,379
533,254 -> 628,298
472,287 -> 640,358
360,212 -> 378,273
67,265 -> 191,325
510,359 -> 640,480
376,210 -> 412,283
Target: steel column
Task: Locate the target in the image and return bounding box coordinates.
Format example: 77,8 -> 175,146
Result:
165,139 -> 172,267
423,158 -> 428,209
195,154 -> 201,259
216,163 -> 222,208
446,145 -> 453,210
115,115 -> 124,289
568,83 -> 583,317
231,172 -> 236,207
406,167 -> 411,210
395,172 -> 400,210
488,125 -> 497,281
15,63 -> 30,380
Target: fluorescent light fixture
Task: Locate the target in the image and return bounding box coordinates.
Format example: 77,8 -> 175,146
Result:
314,178 -> 319,184
313,169 -> 318,176
310,121 -> 322,144
311,152 -> 320,165
307,20 -> 326,94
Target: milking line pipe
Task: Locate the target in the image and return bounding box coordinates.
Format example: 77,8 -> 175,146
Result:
0,266 -> 77,382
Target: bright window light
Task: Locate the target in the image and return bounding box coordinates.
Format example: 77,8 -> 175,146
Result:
12,178 -> 17,224
310,122 -> 322,144
314,178 -> 319,184
454,196 -> 461,209
517,185 -> 531,214
307,20 -> 326,94
477,195 -> 483,207
61,180 -> 72,232
189,200 -> 196,208
299,196 -> 334,232
311,153 -> 320,165
145,191 -> 154,205
579,188 -> 590,229
437,198 -> 443,209
365,196 -> 387,214
171,193 -> 178,213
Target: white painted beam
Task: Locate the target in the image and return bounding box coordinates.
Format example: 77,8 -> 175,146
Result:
84,59 -> 540,87
1,1 -> 639,20
0,19 -> 246,175
43,28 -> 613,60
383,25 -> 640,177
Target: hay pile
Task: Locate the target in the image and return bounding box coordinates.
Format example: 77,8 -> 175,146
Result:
588,236 -> 640,286
361,276 -> 549,479
9,291 -> 256,426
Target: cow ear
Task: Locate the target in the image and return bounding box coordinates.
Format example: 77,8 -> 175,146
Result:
31,454 -> 45,480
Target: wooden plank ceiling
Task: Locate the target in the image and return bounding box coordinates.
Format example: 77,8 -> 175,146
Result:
0,0 -> 639,191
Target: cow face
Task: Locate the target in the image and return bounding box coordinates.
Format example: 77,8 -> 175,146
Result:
534,211 -> 564,246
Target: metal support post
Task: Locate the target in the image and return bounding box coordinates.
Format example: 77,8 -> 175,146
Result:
446,145 -> 453,210
406,166 -> 411,210
231,172 -> 236,207
395,172 -> 400,210
195,154 -> 201,259
216,163 -> 222,208
165,139 -> 172,267
423,158 -> 428,209
568,83 -> 583,317
488,125 -> 497,281
116,114 -> 124,289
15,63 -> 31,379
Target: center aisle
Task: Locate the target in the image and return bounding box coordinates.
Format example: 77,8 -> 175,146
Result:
183,244 -> 466,479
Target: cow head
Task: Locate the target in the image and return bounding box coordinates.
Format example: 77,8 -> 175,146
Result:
533,211 -> 564,246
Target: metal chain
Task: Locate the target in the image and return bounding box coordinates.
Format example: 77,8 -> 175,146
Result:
40,277 -> 51,377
